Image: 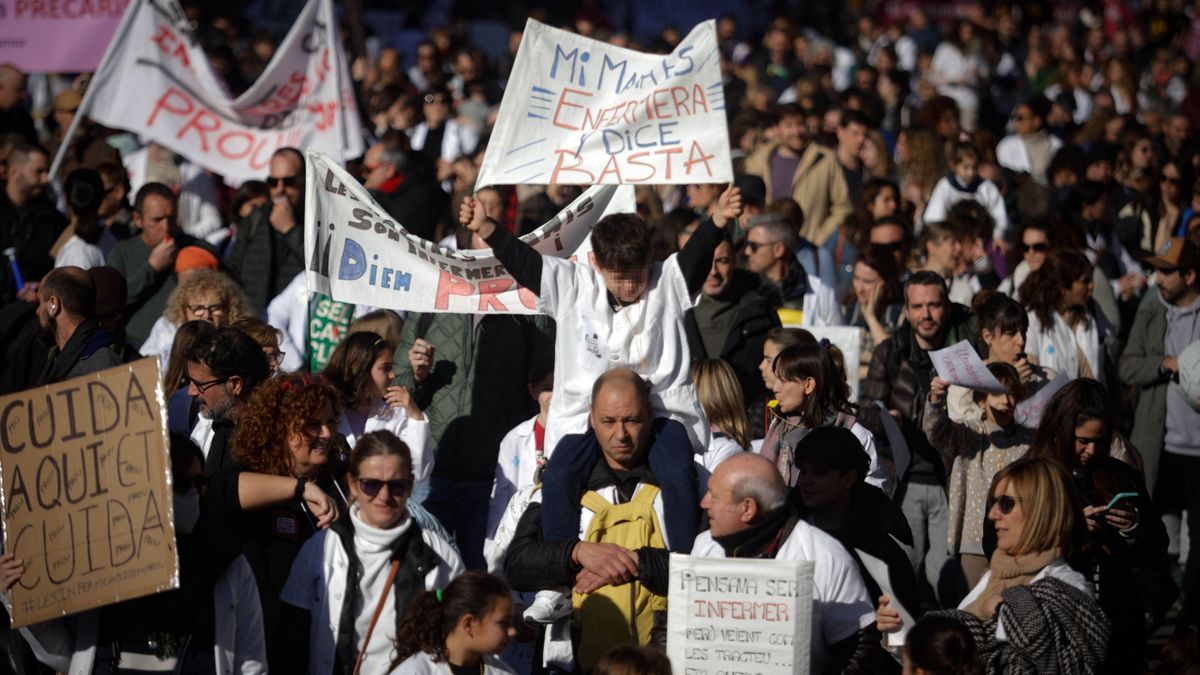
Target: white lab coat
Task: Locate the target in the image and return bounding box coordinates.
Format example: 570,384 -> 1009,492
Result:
995,134 -> 1063,181
281,515 -> 463,675
1026,309 -> 1106,383
409,119 -> 480,166
337,406 -> 434,485
798,273 -> 845,327
924,176 -> 1009,241
391,651 -> 516,675
486,416 -> 541,545
538,255 -> 710,453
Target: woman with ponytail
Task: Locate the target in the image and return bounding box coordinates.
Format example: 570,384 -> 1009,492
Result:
391,572 -> 518,675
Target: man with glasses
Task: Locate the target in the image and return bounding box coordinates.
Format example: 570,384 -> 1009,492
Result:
742,216 -> 841,326
362,130 -> 446,241
1122,238 -> 1200,631
228,146 -> 307,314
107,182 -> 212,344
184,324 -> 271,476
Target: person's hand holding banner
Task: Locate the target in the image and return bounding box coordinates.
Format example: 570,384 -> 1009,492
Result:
459,196 -> 497,240
929,340 -> 1007,394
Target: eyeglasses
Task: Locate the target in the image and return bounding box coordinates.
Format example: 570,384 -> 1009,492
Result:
994,494 -> 1019,515
265,350 -> 286,367
1019,242 -> 1050,253
187,303 -> 228,317
185,375 -> 230,393
268,175 -> 300,188
424,94 -> 449,105
744,241 -> 772,252
357,477 -> 413,498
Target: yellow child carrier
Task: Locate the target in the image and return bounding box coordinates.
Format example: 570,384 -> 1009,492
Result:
572,484 -> 668,671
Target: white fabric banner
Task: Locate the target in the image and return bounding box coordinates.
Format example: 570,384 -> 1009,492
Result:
477,18 -> 732,188
79,0 -> 362,182
304,149 -> 635,314
666,554 -> 813,675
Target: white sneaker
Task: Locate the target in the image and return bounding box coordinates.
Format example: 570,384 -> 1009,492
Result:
523,590 -> 571,623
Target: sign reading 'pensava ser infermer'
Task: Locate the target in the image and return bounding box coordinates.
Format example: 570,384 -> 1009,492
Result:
0,359 -> 178,628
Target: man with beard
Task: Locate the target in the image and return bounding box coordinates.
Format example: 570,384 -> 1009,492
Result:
684,234 -> 780,406
228,147 -> 307,314
34,266 -> 121,384
184,324 -> 271,476
0,140 -> 66,306
858,271 -> 974,605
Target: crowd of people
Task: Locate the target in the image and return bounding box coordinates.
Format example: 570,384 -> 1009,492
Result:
3,0 -> 1200,673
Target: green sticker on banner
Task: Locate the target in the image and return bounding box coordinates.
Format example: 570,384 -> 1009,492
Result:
308,292 -> 355,372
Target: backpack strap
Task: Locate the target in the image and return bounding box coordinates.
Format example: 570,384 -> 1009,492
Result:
580,490 -> 610,515
630,484 -> 660,506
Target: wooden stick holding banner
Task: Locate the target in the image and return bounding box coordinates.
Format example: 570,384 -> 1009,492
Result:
0,358 -> 179,628
929,340 -> 1007,394
667,554 -> 813,675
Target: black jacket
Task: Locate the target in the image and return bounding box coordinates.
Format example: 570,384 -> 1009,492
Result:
227,204 -> 305,315
0,188 -> 66,306
684,269 -> 780,405
370,155 -> 448,242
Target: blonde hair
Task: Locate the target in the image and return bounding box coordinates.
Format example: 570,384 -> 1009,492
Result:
347,310 -> 405,348
164,269 -> 250,327
691,359 -> 750,449
164,320 -> 210,393
990,457 -> 1085,558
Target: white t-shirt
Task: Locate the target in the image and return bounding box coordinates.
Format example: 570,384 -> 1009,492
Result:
391,651 -> 516,675
54,235 -> 105,270
338,405 -> 434,484
691,522 -> 874,673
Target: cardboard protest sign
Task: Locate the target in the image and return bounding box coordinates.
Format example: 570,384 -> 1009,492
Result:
806,326 -> 863,401
477,18 -> 732,188
0,0 -> 127,72
930,340 -> 1006,394
305,149 -> 636,314
667,554 -> 813,675
0,359 -> 178,628
58,0 -> 362,182
1014,374 -> 1069,428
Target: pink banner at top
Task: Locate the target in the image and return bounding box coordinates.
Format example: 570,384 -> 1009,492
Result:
0,0 -> 130,73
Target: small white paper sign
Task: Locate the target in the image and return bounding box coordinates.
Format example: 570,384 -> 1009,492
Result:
929,340 -> 1006,394
1014,373 -> 1069,428
807,326 -> 863,402
667,554 -> 813,675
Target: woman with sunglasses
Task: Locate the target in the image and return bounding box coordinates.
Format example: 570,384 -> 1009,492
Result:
997,220 -> 1053,301
877,457 -> 1110,673
1026,379 -> 1166,673
280,430 -> 464,675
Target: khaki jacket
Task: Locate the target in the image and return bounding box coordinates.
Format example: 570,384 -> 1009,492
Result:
744,141 -> 853,246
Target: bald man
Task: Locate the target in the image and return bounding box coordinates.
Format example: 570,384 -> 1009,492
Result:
35,266 -> 121,384
693,453 -> 892,673
0,64 -> 36,143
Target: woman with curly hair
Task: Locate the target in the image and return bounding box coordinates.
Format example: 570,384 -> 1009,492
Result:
390,572 -> 517,675
897,127 -> 947,226
220,373 -> 347,670
140,268 -> 250,372
280,430 -> 465,675
1020,249 -> 1112,382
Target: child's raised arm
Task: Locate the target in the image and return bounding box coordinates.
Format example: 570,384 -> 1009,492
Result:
460,195 -> 545,295
677,185 -> 743,295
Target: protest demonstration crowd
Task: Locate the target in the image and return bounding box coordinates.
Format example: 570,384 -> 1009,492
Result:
5,0 -> 1200,673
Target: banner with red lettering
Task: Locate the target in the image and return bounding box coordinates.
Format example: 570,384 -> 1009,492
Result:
476,18 -> 732,188
76,0 -> 362,182
0,0 -> 129,73
305,149 -> 635,315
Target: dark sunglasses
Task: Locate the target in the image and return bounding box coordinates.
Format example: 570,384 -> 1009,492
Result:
268,175 -> 300,188
873,241 -> 905,252
994,494 -> 1018,515
357,477 -> 413,498
744,241 -> 772,252
1019,242 -> 1050,253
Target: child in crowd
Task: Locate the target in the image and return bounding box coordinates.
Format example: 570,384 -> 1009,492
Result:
902,615 -> 983,675
323,332 -> 434,497
691,359 -> 749,488
924,362 -> 1031,588
592,646 -> 673,675
486,357 -> 554,546
923,142 -> 1009,245
459,185 -> 743,453
390,572 -> 518,675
